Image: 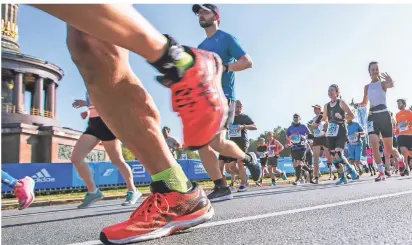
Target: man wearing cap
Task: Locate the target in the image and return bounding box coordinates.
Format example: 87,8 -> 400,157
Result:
286,113 -> 314,185
192,4 -> 255,195
311,104 -> 335,183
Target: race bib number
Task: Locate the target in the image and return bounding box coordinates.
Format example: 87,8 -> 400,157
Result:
313,122 -> 325,137
268,150 -> 275,157
258,152 -> 265,158
291,135 -> 301,144
314,128 -> 323,137
326,123 -> 339,137
229,125 -> 241,138
367,121 -> 374,133
348,135 -> 358,144
399,121 -> 408,132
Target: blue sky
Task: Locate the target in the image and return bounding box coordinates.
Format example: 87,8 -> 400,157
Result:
17,4 -> 412,142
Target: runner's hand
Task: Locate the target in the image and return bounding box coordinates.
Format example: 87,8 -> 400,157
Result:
72,100 -> 87,108
380,72 -> 393,83
334,113 -> 342,119
80,111 -> 89,119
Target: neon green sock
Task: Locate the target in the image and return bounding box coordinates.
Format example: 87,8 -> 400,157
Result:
175,52 -> 194,71
151,164 -> 191,192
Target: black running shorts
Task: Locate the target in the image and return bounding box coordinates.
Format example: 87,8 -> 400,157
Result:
84,117 -> 116,141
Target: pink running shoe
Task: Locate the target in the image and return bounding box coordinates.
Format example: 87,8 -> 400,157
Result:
14,177 -> 35,210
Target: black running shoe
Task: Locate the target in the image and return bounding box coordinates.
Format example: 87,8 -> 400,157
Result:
207,186 -> 233,203
243,152 -> 261,181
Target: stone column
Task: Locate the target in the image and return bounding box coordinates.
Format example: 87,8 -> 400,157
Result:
30,91 -> 34,112
33,76 -> 43,115
46,81 -> 56,118
13,72 -> 23,113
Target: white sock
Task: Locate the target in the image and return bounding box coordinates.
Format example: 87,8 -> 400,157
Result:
377,164 -> 384,173
89,188 -> 99,194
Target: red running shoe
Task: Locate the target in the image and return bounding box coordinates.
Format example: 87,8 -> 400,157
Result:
170,47 -> 228,149
14,176 -> 35,210
100,181 -> 214,244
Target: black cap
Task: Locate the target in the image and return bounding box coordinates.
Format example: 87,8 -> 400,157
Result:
192,4 -> 220,24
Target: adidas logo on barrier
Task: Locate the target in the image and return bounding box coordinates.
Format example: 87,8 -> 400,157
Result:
32,168 -> 56,183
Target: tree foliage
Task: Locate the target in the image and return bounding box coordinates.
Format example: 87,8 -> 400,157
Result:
176,149 -> 200,159
249,126 -> 292,157
121,145 -> 136,161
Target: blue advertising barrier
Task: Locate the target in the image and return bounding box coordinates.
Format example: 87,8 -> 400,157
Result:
1,157 -> 371,192
2,163 -> 73,192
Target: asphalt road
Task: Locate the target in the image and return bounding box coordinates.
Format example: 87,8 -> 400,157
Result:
2,175 -> 412,245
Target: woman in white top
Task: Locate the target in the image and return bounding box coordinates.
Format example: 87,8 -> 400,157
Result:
357,62 -> 404,182
71,91 -> 141,208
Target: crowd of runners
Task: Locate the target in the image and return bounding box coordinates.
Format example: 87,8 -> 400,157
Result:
1,3 -> 411,245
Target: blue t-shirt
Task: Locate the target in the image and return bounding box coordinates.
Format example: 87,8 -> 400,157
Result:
287,123 -> 310,151
85,91 -> 91,106
347,122 -> 363,145
198,30 -> 246,100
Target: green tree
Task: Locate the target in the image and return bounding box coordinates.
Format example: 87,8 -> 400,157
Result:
176,149 -> 200,159
121,145 -> 136,161
409,105 -> 412,111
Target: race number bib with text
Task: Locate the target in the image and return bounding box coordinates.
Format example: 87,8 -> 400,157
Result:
314,124 -> 324,137
326,123 -> 339,137
367,121 -> 374,133
399,121 -> 408,132
291,135 -> 301,144
268,150 -> 275,157
229,125 -> 241,138
348,135 -> 358,144
258,152 -> 265,158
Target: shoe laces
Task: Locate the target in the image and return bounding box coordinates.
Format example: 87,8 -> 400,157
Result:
171,82 -> 200,118
129,193 -> 170,221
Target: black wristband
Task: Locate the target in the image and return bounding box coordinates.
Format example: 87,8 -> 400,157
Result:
315,114 -> 323,124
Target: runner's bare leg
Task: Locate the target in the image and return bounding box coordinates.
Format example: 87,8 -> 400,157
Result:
66,26 -> 177,177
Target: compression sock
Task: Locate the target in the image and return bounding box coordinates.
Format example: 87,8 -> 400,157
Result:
377,163 -> 384,173
151,164 -> 192,192
1,170 -> 18,188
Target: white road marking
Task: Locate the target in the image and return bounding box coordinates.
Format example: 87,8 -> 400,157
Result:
66,190 -> 412,245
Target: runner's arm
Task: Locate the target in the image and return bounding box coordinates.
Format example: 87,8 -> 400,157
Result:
171,137 -> 182,149
276,140 -> 284,153
226,35 -> 252,72
340,100 -> 355,121
357,85 -> 369,107
322,104 -> 328,123
303,125 -> 314,139
243,116 -> 256,130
